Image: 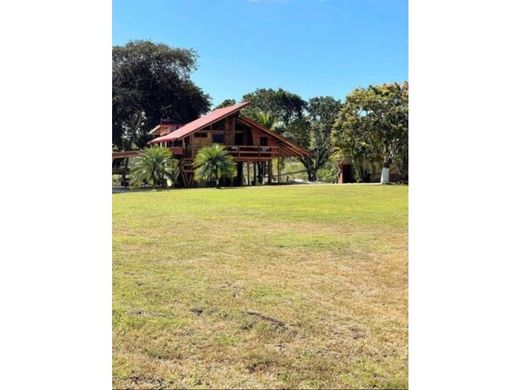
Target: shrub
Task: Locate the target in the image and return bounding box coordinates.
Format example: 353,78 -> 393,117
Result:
129,147 -> 179,189
194,144 -> 235,188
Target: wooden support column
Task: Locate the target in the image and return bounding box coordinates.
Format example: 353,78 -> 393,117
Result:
236,162 -> 243,186
121,157 -> 129,187
224,117 -> 234,145
253,163 -> 257,186
267,160 -> 273,184
277,157 -> 281,183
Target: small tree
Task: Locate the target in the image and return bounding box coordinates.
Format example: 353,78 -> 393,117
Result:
129,147 -> 179,189
194,145 -> 236,188
285,96 -> 341,182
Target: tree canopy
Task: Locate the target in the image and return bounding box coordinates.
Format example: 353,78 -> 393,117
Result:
285,96 -> 341,181
113,40 -> 211,150
214,99 -> 236,109
333,82 -> 408,182
241,88 -> 307,128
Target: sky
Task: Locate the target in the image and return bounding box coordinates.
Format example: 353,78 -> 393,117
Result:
113,0 -> 408,107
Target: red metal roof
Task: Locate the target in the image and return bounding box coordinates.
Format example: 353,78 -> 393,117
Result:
149,101 -> 251,144
148,123 -> 183,135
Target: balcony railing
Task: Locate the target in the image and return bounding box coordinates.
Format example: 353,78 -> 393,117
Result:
225,145 -> 278,159
112,146 -> 183,159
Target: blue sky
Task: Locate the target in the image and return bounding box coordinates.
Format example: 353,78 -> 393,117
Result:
113,0 -> 408,107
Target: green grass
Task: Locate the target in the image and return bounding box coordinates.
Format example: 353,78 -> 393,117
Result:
113,184 -> 408,389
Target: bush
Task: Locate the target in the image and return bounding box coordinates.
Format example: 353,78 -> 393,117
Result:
194,144 -> 235,188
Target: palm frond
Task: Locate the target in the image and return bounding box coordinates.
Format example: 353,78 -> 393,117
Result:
129,146 -> 179,188
194,144 -> 235,187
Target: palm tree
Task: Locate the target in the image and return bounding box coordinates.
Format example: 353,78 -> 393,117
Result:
194,144 -> 235,188
250,110 -> 284,132
129,146 -> 179,188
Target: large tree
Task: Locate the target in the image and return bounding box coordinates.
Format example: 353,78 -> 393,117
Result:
332,117 -> 380,182
241,88 -> 307,129
214,98 -> 236,109
285,96 -> 341,181
238,88 -> 307,183
333,82 -> 408,183
113,40 -> 211,150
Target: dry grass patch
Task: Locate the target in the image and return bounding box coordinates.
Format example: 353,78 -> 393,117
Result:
113,184 -> 407,389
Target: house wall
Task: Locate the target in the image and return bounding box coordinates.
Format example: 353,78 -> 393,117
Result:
250,126 -> 278,146
224,117 -> 234,145
185,117 -> 280,158
191,132 -> 212,157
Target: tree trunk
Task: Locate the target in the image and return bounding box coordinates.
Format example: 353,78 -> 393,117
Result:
257,162 -> 265,185
236,162 -> 243,186
307,169 -> 317,182
397,156 -> 408,183
302,158 -> 316,182
380,158 -> 392,184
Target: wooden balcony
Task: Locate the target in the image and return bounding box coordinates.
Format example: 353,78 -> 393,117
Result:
112,146 -> 183,160
225,145 -> 279,161
111,146 -> 278,166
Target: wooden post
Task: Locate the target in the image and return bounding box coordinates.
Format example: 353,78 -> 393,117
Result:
253,163 -> 257,186
267,160 -> 273,184
122,157 -> 129,187
236,162 -> 243,186
277,157 -> 281,183
247,163 -> 250,185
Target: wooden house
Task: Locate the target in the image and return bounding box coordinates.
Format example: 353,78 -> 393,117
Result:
113,101 -> 310,187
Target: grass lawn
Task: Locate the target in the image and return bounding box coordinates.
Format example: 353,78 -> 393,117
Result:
113,184 -> 408,389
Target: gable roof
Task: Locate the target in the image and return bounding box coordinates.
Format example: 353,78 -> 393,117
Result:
148,101 -> 251,144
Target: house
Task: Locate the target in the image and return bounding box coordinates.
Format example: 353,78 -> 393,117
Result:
113,101 -> 310,187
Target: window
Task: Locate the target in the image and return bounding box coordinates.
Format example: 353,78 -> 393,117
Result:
260,137 -> 268,146
212,134 -> 224,144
